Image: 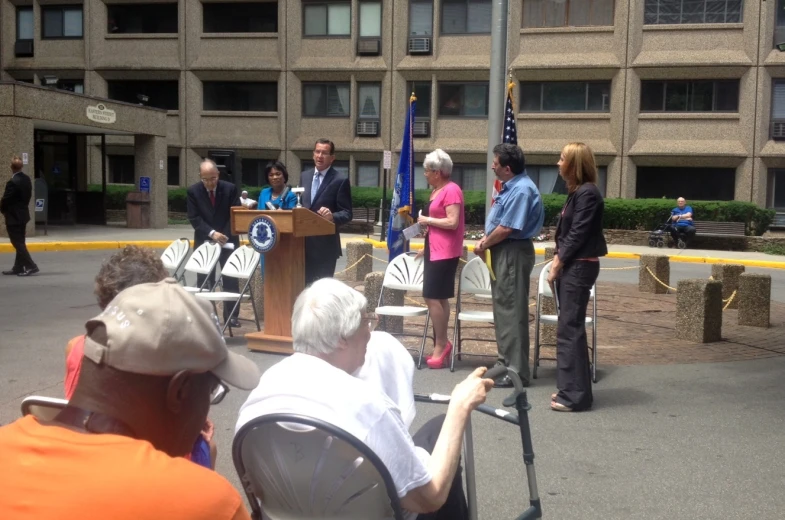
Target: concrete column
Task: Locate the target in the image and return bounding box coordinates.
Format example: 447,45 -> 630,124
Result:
710,264 -> 745,310
248,265 -> 265,324
0,116 -> 35,237
639,255 -> 671,294
540,247 -> 557,346
675,279 -> 723,343
738,274 -> 771,328
344,241 -> 373,281
134,134 -> 168,228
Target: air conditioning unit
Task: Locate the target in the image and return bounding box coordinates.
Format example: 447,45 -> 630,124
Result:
357,38 -> 381,56
413,119 -> 430,137
14,40 -> 34,58
356,120 -> 380,137
772,120 -> 785,140
408,37 -> 432,55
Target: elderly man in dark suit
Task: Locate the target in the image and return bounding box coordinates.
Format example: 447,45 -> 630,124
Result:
187,158 -> 241,327
1,155 -> 38,276
301,139 -> 352,286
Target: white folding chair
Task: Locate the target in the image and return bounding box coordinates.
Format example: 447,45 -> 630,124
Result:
451,257 -> 496,372
375,252 -> 432,368
532,261 -> 598,383
160,238 -> 191,283
196,245 -> 261,336
181,242 -> 222,293
20,396 -> 68,422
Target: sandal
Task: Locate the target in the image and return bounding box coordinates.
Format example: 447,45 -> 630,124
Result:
551,393 -> 557,402
550,402 -> 573,412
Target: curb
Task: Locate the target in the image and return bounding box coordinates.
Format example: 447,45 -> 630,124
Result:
359,238 -> 785,270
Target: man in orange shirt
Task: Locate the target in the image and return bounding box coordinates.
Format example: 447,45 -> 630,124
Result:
0,279 -> 260,519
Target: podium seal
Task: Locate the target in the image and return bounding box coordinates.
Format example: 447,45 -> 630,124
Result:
248,215 -> 279,254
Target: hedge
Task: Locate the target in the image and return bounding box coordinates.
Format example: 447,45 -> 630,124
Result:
90,185 -> 775,236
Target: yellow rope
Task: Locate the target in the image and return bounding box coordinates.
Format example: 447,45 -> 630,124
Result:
722,290 -> 737,310
600,265 -> 641,271
333,254 -> 377,276
645,266 -> 678,292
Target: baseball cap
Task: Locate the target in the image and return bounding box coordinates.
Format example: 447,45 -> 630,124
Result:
82,278 -> 260,390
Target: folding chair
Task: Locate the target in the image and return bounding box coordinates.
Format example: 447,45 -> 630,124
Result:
532,261 -> 598,383
451,257 -> 495,372
20,396 -> 68,422
196,245 -> 261,336
233,414 -> 405,520
181,242 -> 222,294
375,252 -> 432,368
160,238 -> 191,283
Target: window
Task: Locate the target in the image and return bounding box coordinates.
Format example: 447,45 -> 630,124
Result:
452,164 -> 487,191
520,81 -> 611,112
302,160 -> 350,177
42,6 -> 83,39
359,1 -> 381,37
357,162 -> 380,187
441,0 -> 491,34
644,0 -> 742,25
203,82 -> 277,111
358,83 -> 381,120
409,0 -> 433,35
17,7 -> 33,40
768,170 -> 785,215
109,155 -> 135,184
771,80 -> 785,140
528,165 -> 607,196
203,2 -> 277,33
167,155 -> 180,186
108,81 -> 179,111
640,80 -> 739,112
636,167 -> 735,200
438,83 -> 489,117
303,2 -> 350,36
303,83 -> 350,117
409,82 -> 432,119
522,0 -> 614,28
41,78 -> 84,93
776,0 -> 785,47
107,4 -> 177,34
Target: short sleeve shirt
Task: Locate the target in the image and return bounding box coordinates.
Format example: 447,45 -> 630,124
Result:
427,182 -> 465,260
485,172 -> 544,239
671,205 -> 694,227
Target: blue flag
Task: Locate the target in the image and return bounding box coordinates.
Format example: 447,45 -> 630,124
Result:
387,94 -> 417,261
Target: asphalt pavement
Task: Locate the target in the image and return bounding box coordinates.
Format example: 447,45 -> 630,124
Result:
1,250 -> 785,519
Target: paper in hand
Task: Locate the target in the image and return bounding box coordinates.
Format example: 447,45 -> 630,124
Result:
403,222 -> 421,240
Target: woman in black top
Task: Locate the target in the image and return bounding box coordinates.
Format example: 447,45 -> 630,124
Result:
548,143 -> 608,412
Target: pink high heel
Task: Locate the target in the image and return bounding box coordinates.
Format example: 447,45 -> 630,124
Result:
426,342 -> 453,369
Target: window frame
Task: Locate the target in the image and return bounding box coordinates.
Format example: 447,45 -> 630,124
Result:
107,80 -> 180,111
408,81 -> 432,120
107,3 -> 178,34
302,82 -> 352,118
440,0 -> 492,35
202,2 -> 278,33
437,82 -> 490,118
202,81 -> 278,112
108,155 -> 136,185
643,0 -> 744,25
16,6 -> 34,42
409,0 -> 434,36
640,79 -> 740,113
302,1 -> 352,38
167,155 -> 181,186
357,82 -> 382,121
356,161 -> 381,187
520,81 -> 612,113
41,5 -> 84,40
522,0 -> 615,28
358,0 -> 382,38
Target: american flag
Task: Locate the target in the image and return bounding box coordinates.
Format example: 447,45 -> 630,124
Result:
492,81 -> 517,202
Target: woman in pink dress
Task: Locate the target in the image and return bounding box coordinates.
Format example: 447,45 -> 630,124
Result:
416,149 -> 465,369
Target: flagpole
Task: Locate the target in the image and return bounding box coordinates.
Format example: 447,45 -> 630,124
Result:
485,0 -> 509,220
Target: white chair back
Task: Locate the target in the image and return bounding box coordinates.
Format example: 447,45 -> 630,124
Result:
183,242 -> 222,276
538,261 -> 554,297
219,245 -> 260,279
382,253 -> 424,291
459,257 -> 492,296
160,238 -> 191,273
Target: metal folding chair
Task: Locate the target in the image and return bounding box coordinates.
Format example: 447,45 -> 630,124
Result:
20,396 -> 68,422
160,238 -> 191,283
451,256 -> 495,372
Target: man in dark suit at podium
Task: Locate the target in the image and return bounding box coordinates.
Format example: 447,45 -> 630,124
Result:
301,139 -> 352,286
187,158 -> 241,327
1,155 -> 38,276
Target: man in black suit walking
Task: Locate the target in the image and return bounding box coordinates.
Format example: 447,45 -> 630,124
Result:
301,139 -> 352,286
187,158 -> 241,327
1,155 -> 38,276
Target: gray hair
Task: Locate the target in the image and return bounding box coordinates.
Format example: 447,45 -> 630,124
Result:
200,158 -> 218,173
292,278 -> 367,356
423,149 -> 453,177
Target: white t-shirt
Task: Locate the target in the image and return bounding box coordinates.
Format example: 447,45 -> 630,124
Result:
236,352 -> 432,512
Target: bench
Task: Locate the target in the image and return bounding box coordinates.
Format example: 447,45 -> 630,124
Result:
351,207 -> 378,223
692,221 -> 746,237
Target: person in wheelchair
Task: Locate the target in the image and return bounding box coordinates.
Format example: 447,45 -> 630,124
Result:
669,197 -> 696,246
236,278 -> 495,519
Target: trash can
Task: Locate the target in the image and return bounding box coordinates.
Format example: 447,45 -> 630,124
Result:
125,191 -> 151,229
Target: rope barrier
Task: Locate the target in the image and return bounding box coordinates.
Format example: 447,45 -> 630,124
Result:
645,266 -> 678,292
723,290 -> 737,310
599,265 -> 641,271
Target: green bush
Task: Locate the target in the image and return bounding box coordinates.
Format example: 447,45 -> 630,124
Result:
89,185 -> 776,236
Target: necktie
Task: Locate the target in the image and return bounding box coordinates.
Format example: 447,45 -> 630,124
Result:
209,190 -> 216,207
311,173 -> 321,205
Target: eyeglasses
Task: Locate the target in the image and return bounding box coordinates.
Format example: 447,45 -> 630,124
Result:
200,177 -> 218,183
210,381 -> 230,405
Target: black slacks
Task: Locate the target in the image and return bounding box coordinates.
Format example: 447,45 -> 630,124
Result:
305,256 -> 337,287
6,224 -> 36,271
197,246 -> 239,320
412,414 -> 469,520
554,261 -> 599,411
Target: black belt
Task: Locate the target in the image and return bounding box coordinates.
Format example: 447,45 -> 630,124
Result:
53,406 -> 136,438
495,238 -> 533,246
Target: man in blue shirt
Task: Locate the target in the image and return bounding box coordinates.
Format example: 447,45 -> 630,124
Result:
670,197 -> 696,245
474,144 -> 544,388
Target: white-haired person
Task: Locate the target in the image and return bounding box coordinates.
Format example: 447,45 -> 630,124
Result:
236,278 -> 494,520
415,149 -> 465,369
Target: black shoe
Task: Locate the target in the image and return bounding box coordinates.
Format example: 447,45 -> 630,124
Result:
227,318 -> 241,328
17,267 -> 39,276
2,269 -> 22,275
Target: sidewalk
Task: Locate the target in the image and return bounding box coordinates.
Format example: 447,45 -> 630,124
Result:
2,223 -> 784,268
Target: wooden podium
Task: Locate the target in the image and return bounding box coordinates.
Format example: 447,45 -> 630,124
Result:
231,207 -> 334,354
